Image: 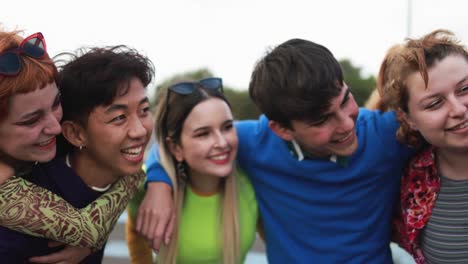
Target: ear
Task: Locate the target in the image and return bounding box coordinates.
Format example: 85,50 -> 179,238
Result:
397,108 -> 418,131
268,120 -> 294,141
166,137 -> 184,162
61,121 -> 87,148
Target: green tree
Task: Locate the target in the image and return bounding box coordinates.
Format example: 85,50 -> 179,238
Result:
339,59 -> 376,106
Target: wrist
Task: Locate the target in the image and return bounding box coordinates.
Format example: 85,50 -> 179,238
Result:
147,182 -> 173,194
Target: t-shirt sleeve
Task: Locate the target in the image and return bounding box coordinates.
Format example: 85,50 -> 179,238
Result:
145,144 -> 173,187
235,117 -> 265,171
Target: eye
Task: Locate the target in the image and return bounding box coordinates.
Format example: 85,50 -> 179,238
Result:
457,85 -> 468,94
424,99 -> 442,110
111,115 -> 126,123
194,131 -> 209,138
223,122 -> 234,131
17,117 -> 41,126
140,106 -> 151,115
309,116 -> 329,126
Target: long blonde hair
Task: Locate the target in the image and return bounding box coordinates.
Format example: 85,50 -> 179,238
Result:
154,83 -> 240,264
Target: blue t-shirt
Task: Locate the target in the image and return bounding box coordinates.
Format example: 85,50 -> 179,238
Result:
146,109 -> 413,263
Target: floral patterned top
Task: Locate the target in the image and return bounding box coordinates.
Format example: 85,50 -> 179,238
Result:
394,146 -> 440,264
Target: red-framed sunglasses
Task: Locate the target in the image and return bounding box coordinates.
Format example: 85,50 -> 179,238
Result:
0,32 -> 47,76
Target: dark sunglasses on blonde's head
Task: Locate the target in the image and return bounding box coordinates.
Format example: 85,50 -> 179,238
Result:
163,77 -> 223,135
168,77 -> 223,95
0,32 -> 47,76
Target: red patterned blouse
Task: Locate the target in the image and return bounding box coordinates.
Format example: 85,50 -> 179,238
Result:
393,146 -> 440,264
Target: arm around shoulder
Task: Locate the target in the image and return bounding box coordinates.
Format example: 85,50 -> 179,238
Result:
0,172 -> 145,248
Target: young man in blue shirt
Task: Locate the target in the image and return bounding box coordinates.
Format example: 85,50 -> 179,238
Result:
138,38 -> 412,263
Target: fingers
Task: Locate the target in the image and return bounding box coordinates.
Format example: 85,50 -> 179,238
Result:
137,208 -> 158,241
29,251 -> 63,263
48,241 -> 64,248
29,246 -> 91,264
165,213 -> 176,245
152,206 -> 176,251
152,218 -> 165,251
136,208 -> 144,232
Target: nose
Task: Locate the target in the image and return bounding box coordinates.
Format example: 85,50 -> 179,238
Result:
213,131 -> 228,148
128,116 -> 148,139
43,113 -> 62,136
336,110 -> 355,133
448,96 -> 467,118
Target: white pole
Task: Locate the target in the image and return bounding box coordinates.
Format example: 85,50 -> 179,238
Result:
407,0 -> 412,37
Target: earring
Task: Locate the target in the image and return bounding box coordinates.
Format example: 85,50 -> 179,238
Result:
177,161 -> 187,186
79,145 -> 85,150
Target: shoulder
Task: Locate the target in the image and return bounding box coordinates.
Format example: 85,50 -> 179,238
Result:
357,108 -> 400,140
358,108 -> 398,127
235,115 -> 269,136
403,146 -> 437,183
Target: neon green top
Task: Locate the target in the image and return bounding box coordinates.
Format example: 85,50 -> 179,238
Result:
177,174 -> 258,264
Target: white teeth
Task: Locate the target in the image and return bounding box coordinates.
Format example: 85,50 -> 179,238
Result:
121,146 -> 142,155
336,132 -> 352,143
38,138 -> 53,146
458,121 -> 468,129
450,120 -> 468,130
211,154 -> 228,160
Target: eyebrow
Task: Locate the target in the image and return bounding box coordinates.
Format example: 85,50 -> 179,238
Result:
456,75 -> 468,86
340,88 -> 350,107
19,110 -> 44,121
317,88 -> 350,118
419,93 -> 440,103
18,91 -> 61,120
192,119 -> 233,134
418,76 -> 468,103
104,97 -> 149,114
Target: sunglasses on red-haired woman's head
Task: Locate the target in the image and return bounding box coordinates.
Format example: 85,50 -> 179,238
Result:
0,32 -> 47,76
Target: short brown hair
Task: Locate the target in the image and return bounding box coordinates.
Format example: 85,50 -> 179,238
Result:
249,38 -> 343,128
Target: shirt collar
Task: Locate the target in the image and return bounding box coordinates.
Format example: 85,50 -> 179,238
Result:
287,139 -> 349,167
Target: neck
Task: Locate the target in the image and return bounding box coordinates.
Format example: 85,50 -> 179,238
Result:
437,148 -> 468,181
188,170 -> 222,196
69,151 -> 119,188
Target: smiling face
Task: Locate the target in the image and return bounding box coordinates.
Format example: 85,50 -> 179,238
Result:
270,83 -> 359,157
0,82 -> 62,163
170,98 -> 238,180
404,54 -> 468,151
74,78 -> 153,179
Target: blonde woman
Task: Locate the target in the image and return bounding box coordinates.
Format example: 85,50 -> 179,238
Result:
126,78 -> 258,264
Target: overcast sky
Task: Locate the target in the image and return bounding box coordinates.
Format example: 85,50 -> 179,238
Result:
2,0 -> 467,92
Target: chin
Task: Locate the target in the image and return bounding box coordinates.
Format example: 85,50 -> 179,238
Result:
216,168 -> 234,178
122,166 -> 144,176
334,143 -> 358,157
35,151 -> 56,163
